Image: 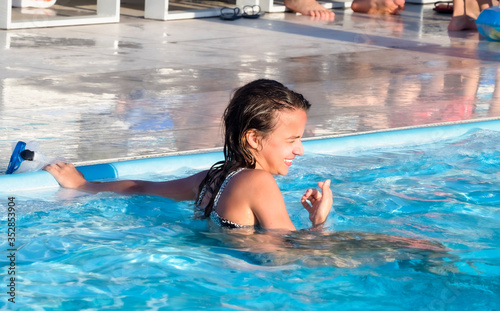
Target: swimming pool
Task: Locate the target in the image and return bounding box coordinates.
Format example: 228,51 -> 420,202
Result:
1,121 -> 499,310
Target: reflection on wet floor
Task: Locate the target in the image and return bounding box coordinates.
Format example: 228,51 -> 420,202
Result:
1,4 -> 500,170
10,0 -> 236,22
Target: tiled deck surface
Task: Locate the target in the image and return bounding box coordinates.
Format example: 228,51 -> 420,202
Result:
1,4 -> 500,171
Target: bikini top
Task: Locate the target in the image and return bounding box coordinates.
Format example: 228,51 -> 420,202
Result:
196,168 -> 252,229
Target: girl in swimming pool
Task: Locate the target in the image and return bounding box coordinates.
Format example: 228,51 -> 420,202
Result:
45,79 -> 332,231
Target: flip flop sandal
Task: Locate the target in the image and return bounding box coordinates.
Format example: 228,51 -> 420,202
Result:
6,141 -> 26,174
242,5 -> 264,19
433,1 -> 453,14
220,7 -> 242,20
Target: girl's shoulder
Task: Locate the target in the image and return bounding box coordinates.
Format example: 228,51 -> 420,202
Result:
228,168 -> 291,229
230,168 -> 280,193
236,168 -> 275,180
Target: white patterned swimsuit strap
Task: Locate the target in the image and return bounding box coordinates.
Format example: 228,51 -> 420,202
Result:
195,185 -> 206,207
213,168 -> 245,209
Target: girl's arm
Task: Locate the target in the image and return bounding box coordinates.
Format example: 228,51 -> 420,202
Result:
249,170 -> 296,231
44,162 -> 206,202
248,170 -> 332,231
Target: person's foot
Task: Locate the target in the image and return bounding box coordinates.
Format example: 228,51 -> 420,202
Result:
284,0 -> 336,19
447,0 -> 480,30
351,0 -> 405,14
448,15 -> 478,30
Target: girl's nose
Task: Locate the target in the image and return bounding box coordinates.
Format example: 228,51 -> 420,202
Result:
294,140 -> 304,156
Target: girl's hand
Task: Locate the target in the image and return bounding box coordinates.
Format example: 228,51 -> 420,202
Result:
44,162 -> 87,189
301,179 -> 333,229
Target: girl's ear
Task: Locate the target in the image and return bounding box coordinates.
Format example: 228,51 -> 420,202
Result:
245,129 -> 261,150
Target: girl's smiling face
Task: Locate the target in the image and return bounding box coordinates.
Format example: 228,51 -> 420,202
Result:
251,108 -> 307,175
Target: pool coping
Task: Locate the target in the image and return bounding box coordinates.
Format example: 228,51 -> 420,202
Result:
1,118 -> 500,193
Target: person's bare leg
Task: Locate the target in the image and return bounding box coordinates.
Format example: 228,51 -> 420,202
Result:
477,0 -> 497,10
284,0 -> 335,19
351,0 -> 405,15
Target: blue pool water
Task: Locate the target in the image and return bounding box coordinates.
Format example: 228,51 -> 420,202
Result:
1,127 -> 500,310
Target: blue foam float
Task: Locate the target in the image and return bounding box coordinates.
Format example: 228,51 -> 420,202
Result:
1,119 -> 500,193
476,6 -> 500,41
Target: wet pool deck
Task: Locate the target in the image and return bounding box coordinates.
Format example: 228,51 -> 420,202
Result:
1,5 -> 500,170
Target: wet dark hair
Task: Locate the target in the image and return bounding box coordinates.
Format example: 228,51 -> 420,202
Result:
198,79 -> 311,218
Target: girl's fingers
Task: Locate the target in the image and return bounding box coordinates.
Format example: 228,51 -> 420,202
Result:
321,179 -> 331,193
302,180 -> 333,215
301,193 -> 312,210
310,188 -> 322,201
